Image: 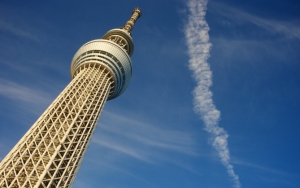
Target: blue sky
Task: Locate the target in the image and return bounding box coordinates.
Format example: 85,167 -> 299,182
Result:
0,0 -> 300,187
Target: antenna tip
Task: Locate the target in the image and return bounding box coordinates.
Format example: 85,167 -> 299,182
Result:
133,8 -> 142,18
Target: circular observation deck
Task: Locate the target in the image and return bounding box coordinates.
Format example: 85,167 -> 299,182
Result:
70,39 -> 132,100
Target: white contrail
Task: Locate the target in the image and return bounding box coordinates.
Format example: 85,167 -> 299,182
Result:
184,0 -> 241,187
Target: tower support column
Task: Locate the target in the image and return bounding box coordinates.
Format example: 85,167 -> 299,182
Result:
0,64 -> 113,188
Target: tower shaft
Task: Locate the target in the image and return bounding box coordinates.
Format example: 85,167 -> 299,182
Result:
0,8 -> 141,188
0,64 -> 113,188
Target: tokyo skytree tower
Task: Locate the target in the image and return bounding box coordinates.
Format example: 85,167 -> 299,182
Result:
0,8 -> 142,188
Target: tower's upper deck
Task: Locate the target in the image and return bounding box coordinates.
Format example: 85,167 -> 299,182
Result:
70,8 -> 141,100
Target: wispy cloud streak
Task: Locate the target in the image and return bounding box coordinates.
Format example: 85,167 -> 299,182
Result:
92,110 -> 198,163
184,0 -> 241,187
209,2 -> 300,40
0,19 -> 40,41
0,79 -> 51,105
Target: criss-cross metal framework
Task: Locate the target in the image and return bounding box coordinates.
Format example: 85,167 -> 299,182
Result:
0,8 -> 141,188
0,64 -> 112,187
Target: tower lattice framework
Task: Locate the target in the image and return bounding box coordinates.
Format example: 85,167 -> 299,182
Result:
0,8 -> 142,188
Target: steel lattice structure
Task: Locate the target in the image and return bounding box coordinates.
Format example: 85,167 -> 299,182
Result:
0,8 -> 142,188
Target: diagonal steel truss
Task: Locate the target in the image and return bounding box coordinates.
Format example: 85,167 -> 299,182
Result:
0,63 -> 113,188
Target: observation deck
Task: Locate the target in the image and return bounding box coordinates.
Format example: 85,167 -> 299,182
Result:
70,8 -> 142,100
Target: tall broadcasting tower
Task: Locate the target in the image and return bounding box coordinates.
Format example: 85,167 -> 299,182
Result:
0,8 -> 142,188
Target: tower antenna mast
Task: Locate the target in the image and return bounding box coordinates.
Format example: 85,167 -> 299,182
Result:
123,8 -> 142,33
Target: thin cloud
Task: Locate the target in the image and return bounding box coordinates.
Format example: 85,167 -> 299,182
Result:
89,160 -> 144,180
93,137 -> 152,162
259,176 -> 300,188
0,58 -> 32,74
0,19 -> 40,41
184,0 -> 241,187
233,160 -> 299,178
209,1 -> 300,40
92,110 -> 198,163
234,160 -> 300,188
101,111 -> 197,155
0,78 -> 51,105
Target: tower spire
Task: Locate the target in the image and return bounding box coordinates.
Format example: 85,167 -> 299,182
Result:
102,8 -> 142,56
123,8 -> 142,33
